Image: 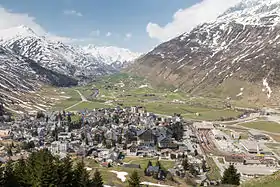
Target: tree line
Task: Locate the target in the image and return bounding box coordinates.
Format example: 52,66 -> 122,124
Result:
0,149 -> 102,187
0,149 -> 143,187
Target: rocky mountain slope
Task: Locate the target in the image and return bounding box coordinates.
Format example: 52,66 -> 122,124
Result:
128,0 -> 280,106
0,45 -> 78,114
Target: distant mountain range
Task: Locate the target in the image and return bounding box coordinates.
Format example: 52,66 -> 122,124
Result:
0,25 -> 140,80
0,25 -> 140,112
128,0 -> 280,106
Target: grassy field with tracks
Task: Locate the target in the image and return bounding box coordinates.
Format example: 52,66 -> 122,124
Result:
240,121 -> 280,133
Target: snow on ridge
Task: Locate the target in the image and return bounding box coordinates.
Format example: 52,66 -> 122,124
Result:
0,25 -> 39,42
217,0 -> 280,26
83,44 -> 141,66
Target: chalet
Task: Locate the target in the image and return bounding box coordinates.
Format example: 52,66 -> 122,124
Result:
137,129 -> 156,147
157,137 -> 178,149
146,166 -> 160,175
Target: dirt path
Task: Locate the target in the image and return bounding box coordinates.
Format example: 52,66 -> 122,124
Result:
65,90 -> 88,111
75,90 -> 88,102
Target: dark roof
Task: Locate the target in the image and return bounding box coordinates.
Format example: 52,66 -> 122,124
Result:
147,166 -> 160,173
123,164 -> 141,169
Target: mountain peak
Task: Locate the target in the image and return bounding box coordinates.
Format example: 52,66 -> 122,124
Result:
0,25 -> 38,41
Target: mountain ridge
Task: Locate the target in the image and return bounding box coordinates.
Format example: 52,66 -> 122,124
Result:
127,0 -> 280,106
0,25 -> 140,76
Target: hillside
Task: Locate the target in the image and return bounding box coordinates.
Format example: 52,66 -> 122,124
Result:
241,171 -> 280,187
127,0 -> 280,106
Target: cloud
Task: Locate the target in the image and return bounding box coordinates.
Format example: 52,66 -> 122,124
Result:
90,30 -> 100,37
63,10 -> 83,17
146,0 -> 241,41
125,33 -> 132,40
106,32 -> 112,37
0,6 -> 45,35
0,6 -> 77,43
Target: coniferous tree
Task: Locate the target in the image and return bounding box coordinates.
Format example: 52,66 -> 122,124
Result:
14,157 -> 28,187
189,164 -> 198,177
57,156 -> 74,187
0,165 -> 5,186
182,158 -> 189,171
73,160 -> 92,187
202,160 -> 207,172
194,149 -> 198,156
39,150 -> 58,186
0,149 -> 98,187
147,160 -> 152,167
155,160 -> 161,169
3,161 -> 20,187
92,169 -> 103,187
6,146 -> 13,157
128,171 -> 141,187
222,164 -> 240,185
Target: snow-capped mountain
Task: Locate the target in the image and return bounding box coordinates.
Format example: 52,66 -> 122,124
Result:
83,45 -> 141,69
128,0 -> 280,106
0,25 -> 141,112
0,26 -> 118,80
0,25 -> 139,82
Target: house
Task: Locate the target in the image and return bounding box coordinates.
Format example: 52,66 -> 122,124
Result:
244,159 -> 261,165
146,166 -> 160,175
160,149 -> 173,159
137,129 -> 156,147
0,130 -> 11,140
146,166 -> 166,180
249,130 -> 269,140
50,141 -> 69,154
158,137 -> 178,149
101,162 -> 111,167
127,144 -> 138,156
58,132 -> 71,141
225,154 -> 244,163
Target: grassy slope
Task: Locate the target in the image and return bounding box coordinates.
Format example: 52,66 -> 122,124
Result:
206,157 -> 221,181
240,121 -> 280,133
241,171 -> 280,187
81,157 -> 178,187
